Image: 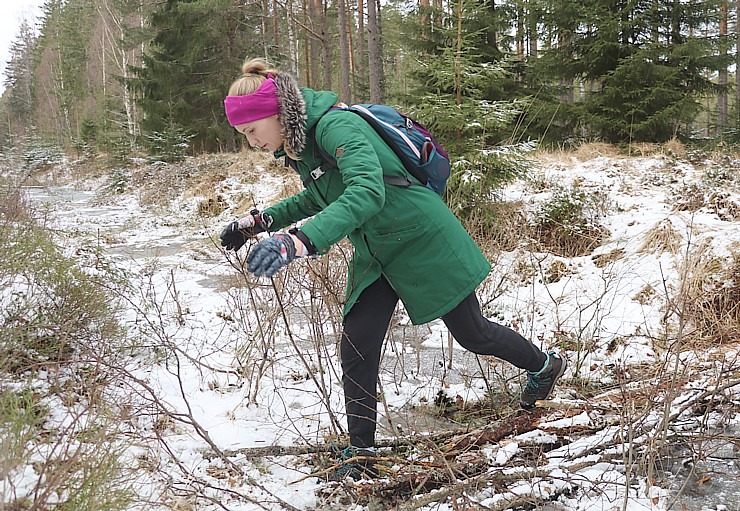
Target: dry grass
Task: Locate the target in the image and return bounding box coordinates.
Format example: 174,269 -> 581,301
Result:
572,142 -> 623,161
529,184 -> 610,258
684,249 -> 740,344
537,139 -> 689,164
533,223 -> 608,257
663,137 -> 687,157
639,219 -> 682,255
627,142 -> 661,157
708,191 -> 740,221
130,151 -> 284,210
0,185 -> 30,222
592,248 -> 626,268
533,143 -> 622,165
466,200 -> 529,257
671,182 -> 707,212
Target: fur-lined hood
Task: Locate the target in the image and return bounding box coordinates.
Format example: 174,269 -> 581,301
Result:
274,73 -> 338,156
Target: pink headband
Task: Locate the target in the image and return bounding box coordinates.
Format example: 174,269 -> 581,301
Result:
224,77 -> 279,126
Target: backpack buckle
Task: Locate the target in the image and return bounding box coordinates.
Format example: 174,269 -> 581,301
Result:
310,168 -> 325,181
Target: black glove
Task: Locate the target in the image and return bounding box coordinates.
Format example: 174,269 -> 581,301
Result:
220,209 -> 273,251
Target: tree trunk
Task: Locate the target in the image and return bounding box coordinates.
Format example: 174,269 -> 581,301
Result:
527,0 -> 537,58
376,0 -> 385,96
455,0 -> 463,105
302,0 -> 310,85
367,0 -> 383,102
558,31 -> 574,103
347,1 -> 355,94
308,0 -> 322,87
419,0 -> 430,36
98,0 -> 137,140
717,0 -> 728,133
273,0 -> 279,49
357,0 -> 366,91
321,0 -> 332,89
487,0 -> 498,53
516,0 -> 524,60
337,0 -> 351,102
287,0 -> 298,76
262,0 -> 270,58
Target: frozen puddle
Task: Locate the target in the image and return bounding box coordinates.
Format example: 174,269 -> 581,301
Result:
660,426 -> 740,510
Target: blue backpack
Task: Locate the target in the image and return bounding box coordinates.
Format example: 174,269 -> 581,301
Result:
309,104 -> 451,195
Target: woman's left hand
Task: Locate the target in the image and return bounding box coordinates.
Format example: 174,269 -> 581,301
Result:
247,234 -> 299,277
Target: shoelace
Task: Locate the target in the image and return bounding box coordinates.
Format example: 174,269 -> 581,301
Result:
524,355 -> 553,394
525,372 -> 552,392
524,375 -> 540,393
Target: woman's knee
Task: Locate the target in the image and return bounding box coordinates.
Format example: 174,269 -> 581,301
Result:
453,330 -> 504,354
447,316 -> 515,355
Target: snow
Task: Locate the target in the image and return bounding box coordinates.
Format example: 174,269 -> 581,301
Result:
3,150 -> 740,510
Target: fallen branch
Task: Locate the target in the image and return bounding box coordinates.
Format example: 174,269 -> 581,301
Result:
441,409 -> 546,454
213,426 -> 477,460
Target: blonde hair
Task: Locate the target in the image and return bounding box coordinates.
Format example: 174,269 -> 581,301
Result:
228,58 -> 300,159
228,58 -> 281,96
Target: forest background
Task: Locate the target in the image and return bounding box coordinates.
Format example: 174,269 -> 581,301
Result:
2,1 -> 740,510
2,0 -> 740,165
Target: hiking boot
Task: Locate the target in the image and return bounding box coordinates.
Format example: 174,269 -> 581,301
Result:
520,351 -> 567,410
327,446 -> 379,481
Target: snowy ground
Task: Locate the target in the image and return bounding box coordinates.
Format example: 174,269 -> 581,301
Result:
7,148 -> 740,511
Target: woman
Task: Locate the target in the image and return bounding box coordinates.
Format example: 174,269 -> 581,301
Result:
220,58 -> 566,479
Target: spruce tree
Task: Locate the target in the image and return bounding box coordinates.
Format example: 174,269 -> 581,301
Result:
387,0 -> 533,226
131,0 -> 264,155
534,0 -> 727,143
2,19 -> 37,145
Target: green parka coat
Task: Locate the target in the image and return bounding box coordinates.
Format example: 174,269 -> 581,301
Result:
263,79 -> 490,325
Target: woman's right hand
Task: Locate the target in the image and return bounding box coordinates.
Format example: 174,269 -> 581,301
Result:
220,209 -> 273,251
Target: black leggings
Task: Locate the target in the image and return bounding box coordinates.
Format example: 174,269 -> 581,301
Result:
341,275 -> 547,448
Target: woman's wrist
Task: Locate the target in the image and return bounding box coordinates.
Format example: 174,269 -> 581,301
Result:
289,228 -> 318,256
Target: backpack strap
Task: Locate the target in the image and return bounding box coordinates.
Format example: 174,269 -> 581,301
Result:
303,125 -> 422,190
302,169 -> 415,189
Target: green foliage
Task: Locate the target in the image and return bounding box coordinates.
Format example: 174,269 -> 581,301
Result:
0,388 -> 47,463
0,381 -> 135,511
446,141 -> 536,229
0,181 -> 135,511
532,0 -> 727,144
2,19 -> 36,122
389,0 -> 536,229
52,440 -> 135,511
106,168 -> 131,195
75,118 -> 99,156
35,0 -> 97,143
143,122 -> 195,162
0,213 -> 124,373
131,0 -> 265,154
532,184 -> 609,257
584,40 -> 720,142
5,0 -> 739,159
21,129 -> 65,173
